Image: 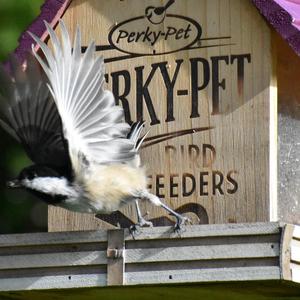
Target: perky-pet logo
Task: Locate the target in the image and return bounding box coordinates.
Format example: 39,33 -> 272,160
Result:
108,0 -> 202,56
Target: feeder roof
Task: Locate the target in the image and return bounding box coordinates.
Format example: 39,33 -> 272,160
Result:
253,0 -> 300,56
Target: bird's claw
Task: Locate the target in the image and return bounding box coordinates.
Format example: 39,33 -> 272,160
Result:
137,217 -> 153,228
174,216 -> 191,233
130,217 -> 153,237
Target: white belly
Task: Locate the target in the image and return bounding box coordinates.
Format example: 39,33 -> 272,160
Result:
57,164 -> 147,214
57,193 -> 135,214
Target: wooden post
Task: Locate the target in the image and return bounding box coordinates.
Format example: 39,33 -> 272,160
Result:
107,229 -> 125,285
280,223 -> 294,281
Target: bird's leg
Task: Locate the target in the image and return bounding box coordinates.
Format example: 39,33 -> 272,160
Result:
159,202 -> 191,231
141,191 -> 190,231
130,199 -> 153,234
134,199 -> 153,227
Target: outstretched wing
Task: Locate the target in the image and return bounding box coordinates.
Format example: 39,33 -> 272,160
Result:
30,20 -> 137,174
0,54 -> 71,173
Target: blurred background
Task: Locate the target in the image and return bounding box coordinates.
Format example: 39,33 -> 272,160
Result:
0,0 -> 47,233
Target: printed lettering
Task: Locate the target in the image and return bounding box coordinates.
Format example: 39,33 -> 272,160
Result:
135,65 -> 160,125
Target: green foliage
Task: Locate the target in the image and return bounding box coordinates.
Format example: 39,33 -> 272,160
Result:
0,0 -> 47,233
0,0 -> 44,61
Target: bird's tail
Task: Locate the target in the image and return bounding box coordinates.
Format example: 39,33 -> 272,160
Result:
127,121 -> 149,151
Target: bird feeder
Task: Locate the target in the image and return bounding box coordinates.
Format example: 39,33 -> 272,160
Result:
47,0 -> 278,230
1,0 -> 300,298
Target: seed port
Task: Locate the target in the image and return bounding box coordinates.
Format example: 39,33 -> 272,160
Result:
169,275 -> 173,279
68,276 -> 72,280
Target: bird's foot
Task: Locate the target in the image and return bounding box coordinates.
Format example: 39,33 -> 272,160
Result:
174,215 -> 192,233
130,216 -> 153,237
137,216 -> 153,228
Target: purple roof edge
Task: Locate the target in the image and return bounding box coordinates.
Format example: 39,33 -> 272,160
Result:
252,0 -> 300,56
4,0 -> 71,66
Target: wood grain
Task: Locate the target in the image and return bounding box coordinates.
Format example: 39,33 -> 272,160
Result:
48,0 -> 275,231
0,274 -> 106,292
107,229 -> 125,286
0,231 -> 108,248
125,243 -> 279,263
280,224 -> 300,283
291,225 -> 300,283
124,221 -> 281,240
280,224 -> 294,281
0,251 -> 107,270
125,266 -> 280,285
2,222 -> 300,292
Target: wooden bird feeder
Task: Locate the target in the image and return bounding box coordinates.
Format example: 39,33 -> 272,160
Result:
1,0 -> 300,298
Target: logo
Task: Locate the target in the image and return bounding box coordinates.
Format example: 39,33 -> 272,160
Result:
145,0 -> 175,24
108,0 -> 202,56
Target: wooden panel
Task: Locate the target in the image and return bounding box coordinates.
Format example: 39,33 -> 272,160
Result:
0,222 -> 280,246
48,0 -> 275,231
0,230 -> 107,247
0,251 -> 107,270
124,222 -> 280,240
0,274 -> 106,292
125,243 -> 278,263
125,266 -> 280,285
48,206 -> 114,231
0,222 -> 286,292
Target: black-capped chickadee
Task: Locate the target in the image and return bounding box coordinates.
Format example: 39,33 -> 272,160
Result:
0,21 -> 189,231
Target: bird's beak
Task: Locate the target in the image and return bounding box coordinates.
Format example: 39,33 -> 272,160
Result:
6,179 -> 22,188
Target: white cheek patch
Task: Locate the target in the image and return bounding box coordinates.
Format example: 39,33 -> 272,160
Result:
23,177 -> 78,197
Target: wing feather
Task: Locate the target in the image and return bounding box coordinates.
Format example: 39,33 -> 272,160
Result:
0,54 -> 71,173
31,20 -> 139,171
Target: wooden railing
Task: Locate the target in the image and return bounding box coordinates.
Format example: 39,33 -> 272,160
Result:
0,222 -> 299,292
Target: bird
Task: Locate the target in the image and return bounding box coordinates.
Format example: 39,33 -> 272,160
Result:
0,20 -> 189,231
